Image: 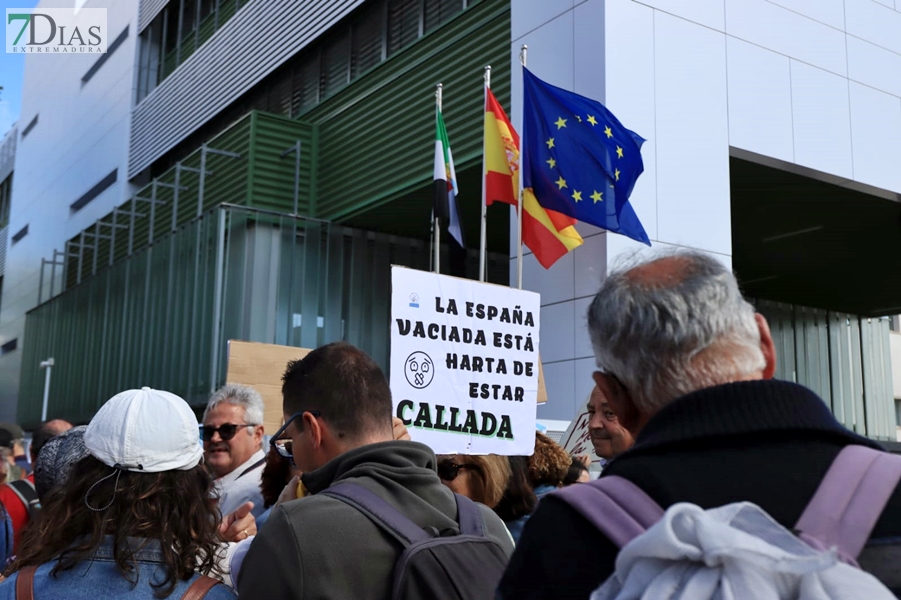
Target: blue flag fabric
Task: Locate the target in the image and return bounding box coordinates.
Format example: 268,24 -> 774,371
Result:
522,67 -> 650,245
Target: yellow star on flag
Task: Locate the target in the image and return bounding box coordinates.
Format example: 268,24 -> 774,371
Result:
587,115 -> 598,126
575,115 -> 582,122
554,117 -> 567,129
555,176 -> 567,190
546,157 -> 557,169
572,190 -> 583,202
546,137 -> 555,149
614,168 -> 621,181
604,126 -> 613,138
616,146 -> 624,159
591,190 -> 603,203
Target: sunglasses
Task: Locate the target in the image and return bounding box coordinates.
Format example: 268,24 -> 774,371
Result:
199,423 -> 258,442
437,459 -> 479,482
270,411 -> 321,466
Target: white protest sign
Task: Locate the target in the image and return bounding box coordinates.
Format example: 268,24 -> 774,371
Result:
390,266 -> 541,455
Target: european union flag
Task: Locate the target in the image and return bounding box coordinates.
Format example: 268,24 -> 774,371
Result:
522,67 -> 650,245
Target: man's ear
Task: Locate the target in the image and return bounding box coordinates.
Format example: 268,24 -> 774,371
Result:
305,412 -> 324,450
755,313 -> 777,380
592,371 -> 642,433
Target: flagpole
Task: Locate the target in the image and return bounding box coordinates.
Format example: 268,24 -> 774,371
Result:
434,83 -> 443,275
517,46 -> 527,290
479,65 -> 491,282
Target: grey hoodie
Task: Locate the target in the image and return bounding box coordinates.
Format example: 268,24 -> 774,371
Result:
236,440 -> 514,599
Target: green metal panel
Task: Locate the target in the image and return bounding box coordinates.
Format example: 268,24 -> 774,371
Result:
64,114 -> 251,287
21,204 -> 508,427
248,112 -> 314,215
304,0 -> 511,221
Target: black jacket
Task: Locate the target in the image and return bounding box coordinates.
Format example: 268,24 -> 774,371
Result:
237,440 -> 513,599
498,379 -> 901,600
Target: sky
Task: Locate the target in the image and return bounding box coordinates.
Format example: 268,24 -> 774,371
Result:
0,0 -> 40,137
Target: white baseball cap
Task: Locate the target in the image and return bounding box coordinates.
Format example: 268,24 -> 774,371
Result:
84,387 -> 204,473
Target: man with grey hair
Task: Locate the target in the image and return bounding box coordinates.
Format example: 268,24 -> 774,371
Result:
202,384 -> 267,518
498,249 -> 901,599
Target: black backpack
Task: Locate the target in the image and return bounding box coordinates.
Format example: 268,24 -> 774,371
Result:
322,482 -> 509,600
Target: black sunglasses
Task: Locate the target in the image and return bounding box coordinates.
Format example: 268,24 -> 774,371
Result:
437,459 -> 479,482
200,423 -> 258,442
270,411 -> 321,466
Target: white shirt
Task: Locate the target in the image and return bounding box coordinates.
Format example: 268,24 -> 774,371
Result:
214,448 -> 266,519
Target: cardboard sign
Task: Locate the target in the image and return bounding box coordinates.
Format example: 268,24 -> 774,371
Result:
558,394 -> 601,464
225,340 -> 311,435
390,266 -> 541,455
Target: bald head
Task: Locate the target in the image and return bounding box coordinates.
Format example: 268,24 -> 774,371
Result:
623,255 -> 695,288
30,419 -> 73,462
587,249 -> 772,417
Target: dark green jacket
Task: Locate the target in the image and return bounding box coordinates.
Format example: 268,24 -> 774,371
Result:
236,441 -> 513,599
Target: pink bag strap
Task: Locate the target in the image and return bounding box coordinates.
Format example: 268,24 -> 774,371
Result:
795,445 -> 901,564
550,475 -> 664,548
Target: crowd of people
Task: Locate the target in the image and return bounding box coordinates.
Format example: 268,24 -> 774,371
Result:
0,248 -> 895,598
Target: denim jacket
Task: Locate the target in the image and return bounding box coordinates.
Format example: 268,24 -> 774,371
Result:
0,536 -> 235,599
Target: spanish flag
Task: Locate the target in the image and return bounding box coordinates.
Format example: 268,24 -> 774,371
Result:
484,88 -> 583,269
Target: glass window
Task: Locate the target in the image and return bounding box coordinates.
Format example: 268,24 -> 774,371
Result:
351,1 -> 384,79
321,30 -> 350,98
387,0 -> 420,57
424,0 -> 464,33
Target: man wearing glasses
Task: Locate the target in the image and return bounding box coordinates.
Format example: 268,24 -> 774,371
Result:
201,384 -> 267,518
237,342 -> 513,598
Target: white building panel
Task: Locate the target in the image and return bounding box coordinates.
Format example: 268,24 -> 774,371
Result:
573,232 -> 607,299
511,0 -> 574,42
604,0 -> 658,242
539,301 -> 577,364
849,82 -> 901,193
724,0 -> 847,77
634,0 -> 725,31
522,248 -> 575,306
726,38 -> 794,163
764,0 -> 845,31
845,0 -> 901,55
790,61 -> 853,179
847,36 -> 901,98
654,12 -> 731,255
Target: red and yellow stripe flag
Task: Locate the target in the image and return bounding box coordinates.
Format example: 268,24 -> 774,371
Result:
484,88 -> 583,269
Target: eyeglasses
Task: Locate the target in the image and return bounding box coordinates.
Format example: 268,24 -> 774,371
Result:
437,459 -> 479,482
269,411 -> 321,466
199,423 -> 258,442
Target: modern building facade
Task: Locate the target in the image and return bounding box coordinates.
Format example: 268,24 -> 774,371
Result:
517,0 -> 901,442
2,0 -> 900,440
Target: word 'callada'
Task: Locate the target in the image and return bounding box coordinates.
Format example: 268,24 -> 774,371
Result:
397,400 -> 514,440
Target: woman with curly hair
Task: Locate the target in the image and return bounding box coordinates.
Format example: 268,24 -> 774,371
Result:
0,388 -> 236,599
527,432 -> 572,499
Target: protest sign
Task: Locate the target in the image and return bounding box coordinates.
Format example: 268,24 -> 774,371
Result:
225,340 -> 311,435
558,392 -> 601,464
390,266 -> 541,455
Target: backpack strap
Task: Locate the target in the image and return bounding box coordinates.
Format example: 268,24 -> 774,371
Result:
795,445 -> 901,563
550,475 -> 665,549
15,565 -> 36,600
453,492 -> 486,537
321,482 -> 430,547
179,575 -> 219,600
7,480 -> 39,520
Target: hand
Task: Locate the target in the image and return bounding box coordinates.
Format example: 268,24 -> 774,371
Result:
274,475 -> 302,510
393,417 -> 411,441
219,501 -> 256,543
576,454 -> 592,468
